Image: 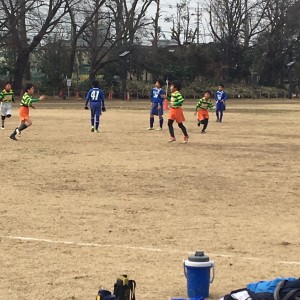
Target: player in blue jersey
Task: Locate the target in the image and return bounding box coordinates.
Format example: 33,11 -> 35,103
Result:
85,81 -> 106,133
147,79 -> 165,130
215,84 -> 228,122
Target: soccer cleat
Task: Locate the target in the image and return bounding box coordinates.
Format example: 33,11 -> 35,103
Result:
91,126 -> 95,132
95,129 -> 100,133
156,127 -> 162,131
216,119 -> 219,122
201,130 -> 206,134
147,127 -> 154,130
16,128 -> 21,136
168,137 -> 176,142
197,121 -> 201,127
10,134 -> 17,140
1,126 -> 4,129
183,135 -> 189,144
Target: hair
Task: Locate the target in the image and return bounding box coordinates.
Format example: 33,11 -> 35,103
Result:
5,81 -> 11,86
24,83 -> 34,94
156,79 -> 164,87
205,90 -> 212,96
219,84 -> 224,88
92,80 -> 100,88
171,80 -> 182,91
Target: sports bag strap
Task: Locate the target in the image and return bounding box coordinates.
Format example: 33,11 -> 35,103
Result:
274,280 -> 300,300
129,280 -> 136,300
274,280 -> 287,300
282,289 -> 300,300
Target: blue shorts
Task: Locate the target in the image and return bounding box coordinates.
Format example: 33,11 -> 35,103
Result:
216,102 -> 226,112
150,102 -> 163,116
90,102 -> 102,116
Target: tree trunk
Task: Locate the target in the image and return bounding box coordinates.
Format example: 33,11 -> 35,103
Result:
67,39 -> 77,79
13,50 -> 30,92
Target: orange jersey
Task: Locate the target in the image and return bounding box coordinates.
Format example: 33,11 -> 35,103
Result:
168,107 -> 186,123
197,109 -> 209,121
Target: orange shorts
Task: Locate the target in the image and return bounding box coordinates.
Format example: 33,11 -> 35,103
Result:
197,109 -> 209,121
19,106 -> 29,121
168,107 -> 185,123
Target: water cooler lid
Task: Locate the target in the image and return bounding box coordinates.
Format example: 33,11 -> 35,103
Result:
188,250 -> 210,262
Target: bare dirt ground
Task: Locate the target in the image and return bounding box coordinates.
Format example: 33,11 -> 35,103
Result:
0,97 -> 299,300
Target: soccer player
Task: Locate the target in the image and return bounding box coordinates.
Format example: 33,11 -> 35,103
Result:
0,82 -> 14,129
194,90 -> 214,134
215,84 -> 228,122
85,80 -> 106,133
9,83 -> 45,140
167,80 -> 189,143
147,79 -> 165,130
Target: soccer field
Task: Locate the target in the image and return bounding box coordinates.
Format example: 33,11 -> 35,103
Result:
0,98 -> 299,300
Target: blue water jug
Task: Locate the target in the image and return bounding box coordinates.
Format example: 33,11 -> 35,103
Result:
183,251 -> 214,299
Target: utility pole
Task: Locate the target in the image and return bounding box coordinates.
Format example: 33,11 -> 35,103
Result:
192,2 -> 201,45
196,2 -> 200,45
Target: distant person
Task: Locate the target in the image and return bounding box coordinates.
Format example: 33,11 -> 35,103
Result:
167,80 -> 189,143
85,80 -> 106,133
215,84 -> 228,122
0,82 -> 15,129
194,90 -> 214,134
147,79 -> 165,130
10,83 -> 45,140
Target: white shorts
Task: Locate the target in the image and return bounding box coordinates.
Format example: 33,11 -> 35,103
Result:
1,102 -> 13,116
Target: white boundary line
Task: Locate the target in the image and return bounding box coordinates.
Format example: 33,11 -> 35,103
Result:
1,235 -> 300,266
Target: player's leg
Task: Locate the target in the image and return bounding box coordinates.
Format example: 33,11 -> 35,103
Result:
149,114 -> 154,129
168,119 -> 176,141
202,118 -> 208,133
216,110 -> 220,122
148,103 -> 157,130
178,122 -> 189,143
1,102 -> 7,128
158,116 -> 163,129
94,106 -> 101,132
219,110 -> 223,122
157,105 -> 164,130
90,107 -> 95,131
95,114 -> 100,132
17,118 -> 32,135
3,104 -> 12,128
157,108 -> 163,130
1,115 -> 5,129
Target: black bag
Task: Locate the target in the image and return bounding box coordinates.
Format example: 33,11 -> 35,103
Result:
113,275 -> 136,300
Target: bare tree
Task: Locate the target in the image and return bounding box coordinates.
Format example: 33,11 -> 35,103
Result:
208,0 -> 270,80
106,0 -> 154,46
65,0 -> 106,79
80,0 -> 154,82
165,0 -> 197,46
252,0 -> 300,86
0,0 -> 79,91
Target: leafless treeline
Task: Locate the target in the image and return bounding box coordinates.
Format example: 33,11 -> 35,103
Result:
0,0 -> 299,90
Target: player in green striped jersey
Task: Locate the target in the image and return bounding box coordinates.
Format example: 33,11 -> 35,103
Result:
0,82 -> 15,129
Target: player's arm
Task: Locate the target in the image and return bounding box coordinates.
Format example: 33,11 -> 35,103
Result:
85,90 -> 91,109
30,96 -> 43,103
159,90 -> 165,106
102,92 -> 106,111
195,99 -> 202,111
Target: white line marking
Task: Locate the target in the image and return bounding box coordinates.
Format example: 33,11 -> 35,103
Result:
1,235 -> 300,266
